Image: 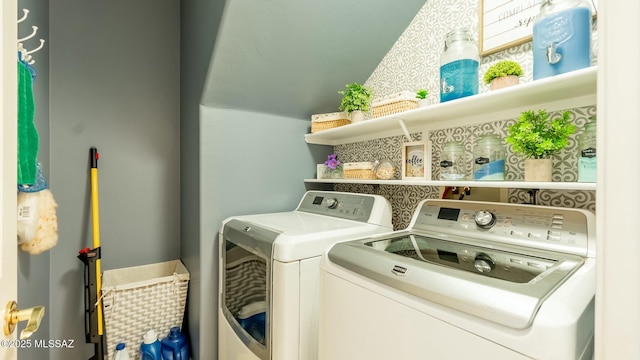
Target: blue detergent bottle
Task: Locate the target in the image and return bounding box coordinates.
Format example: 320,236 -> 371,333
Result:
161,326 -> 189,360
140,330 -> 162,360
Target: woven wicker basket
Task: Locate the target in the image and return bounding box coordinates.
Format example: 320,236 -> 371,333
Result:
102,260 -> 189,360
343,162 -> 376,180
371,91 -> 418,118
311,112 -> 351,133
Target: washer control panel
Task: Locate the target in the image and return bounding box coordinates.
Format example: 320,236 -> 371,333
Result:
412,199 -> 594,257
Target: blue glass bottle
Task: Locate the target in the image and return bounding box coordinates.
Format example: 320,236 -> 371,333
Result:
533,0 -> 593,80
440,29 -> 479,103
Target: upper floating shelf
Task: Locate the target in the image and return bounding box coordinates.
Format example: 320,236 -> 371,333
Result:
305,66 -> 597,146
304,178 -> 597,191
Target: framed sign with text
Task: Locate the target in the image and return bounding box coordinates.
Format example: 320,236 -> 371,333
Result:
402,142 -> 427,180
479,0 -> 598,56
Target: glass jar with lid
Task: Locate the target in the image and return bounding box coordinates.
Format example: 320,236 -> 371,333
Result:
578,116 -> 596,182
373,159 -> 396,180
532,0 -> 593,80
439,28 -> 479,103
439,141 -> 466,180
473,134 -> 505,181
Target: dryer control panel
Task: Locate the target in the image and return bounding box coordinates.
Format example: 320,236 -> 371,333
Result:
297,191 -> 378,223
411,199 -> 595,257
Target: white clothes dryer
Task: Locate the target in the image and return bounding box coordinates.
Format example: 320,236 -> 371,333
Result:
319,199 -> 595,360
218,191 -> 393,360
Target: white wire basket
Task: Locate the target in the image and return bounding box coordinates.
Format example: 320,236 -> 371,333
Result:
101,260 -> 189,360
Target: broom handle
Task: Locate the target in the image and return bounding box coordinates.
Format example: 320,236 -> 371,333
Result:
89,147 -> 104,337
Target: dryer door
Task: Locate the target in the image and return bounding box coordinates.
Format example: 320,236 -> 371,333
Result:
221,220 -> 280,360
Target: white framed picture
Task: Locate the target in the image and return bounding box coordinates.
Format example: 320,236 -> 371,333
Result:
402,142 -> 427,180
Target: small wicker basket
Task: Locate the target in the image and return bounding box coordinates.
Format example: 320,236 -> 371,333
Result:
371,91 -> 418,118
311,112 -> 351,133
343,162 -> 376,180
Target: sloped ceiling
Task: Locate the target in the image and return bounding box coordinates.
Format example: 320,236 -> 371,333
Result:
201,0 -> 427,119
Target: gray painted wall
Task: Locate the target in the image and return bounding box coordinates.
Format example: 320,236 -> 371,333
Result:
179,1 -> 226,358
47,1 -> 179,358
17,1 -> 50,359
199,107 -> 329,357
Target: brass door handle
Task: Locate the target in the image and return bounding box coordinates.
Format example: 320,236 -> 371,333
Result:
3,301 -> 45,339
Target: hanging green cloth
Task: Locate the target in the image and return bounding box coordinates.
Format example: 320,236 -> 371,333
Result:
17,61 -> 39,185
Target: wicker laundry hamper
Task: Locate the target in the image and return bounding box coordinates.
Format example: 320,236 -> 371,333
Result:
101,260 -> 189,360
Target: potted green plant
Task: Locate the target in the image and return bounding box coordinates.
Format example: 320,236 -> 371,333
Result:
483,60 -> 524,90
415,88 -> 430,107
338,83 -> 373,123
506,109 -> 575,181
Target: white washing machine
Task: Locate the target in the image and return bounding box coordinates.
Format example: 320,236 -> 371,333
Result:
319,199 -> 595,360
218,191 -> 393,360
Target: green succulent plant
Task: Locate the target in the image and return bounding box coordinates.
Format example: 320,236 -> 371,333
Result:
483,60 -> 524,85
506,110 -> 575,159
338,83 -> 373,113
416,89 -> 429,99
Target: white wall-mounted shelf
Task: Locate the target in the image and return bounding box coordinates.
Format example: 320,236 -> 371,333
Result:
305,66 -> 597,146
304,178 -> 596,191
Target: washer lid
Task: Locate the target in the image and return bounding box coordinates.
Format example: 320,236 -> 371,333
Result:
327,231 -> 586,329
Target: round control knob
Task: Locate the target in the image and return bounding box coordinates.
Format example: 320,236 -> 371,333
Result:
474,253 -> 495,273
325,198 -> 339,209
474,210 -> 497,229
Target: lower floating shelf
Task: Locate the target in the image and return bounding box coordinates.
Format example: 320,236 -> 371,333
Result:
304,179 -> 596,191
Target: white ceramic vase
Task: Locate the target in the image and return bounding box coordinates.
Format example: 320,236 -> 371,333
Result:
524,158 -> 552,182
490,75 -> 520,90
350,110 -> 366,123
417,98 -> 429,107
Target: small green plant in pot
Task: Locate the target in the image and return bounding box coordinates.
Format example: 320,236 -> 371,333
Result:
506,109 -> 575,181
416,88 -> 430,107
484,60 -> 524,90
416,89 -> 429,99
338,83 -> 373,123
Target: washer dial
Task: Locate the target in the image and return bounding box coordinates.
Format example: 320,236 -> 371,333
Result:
474,253 -> 495,273
475,210 -> 497,229
325,198 -> 339,209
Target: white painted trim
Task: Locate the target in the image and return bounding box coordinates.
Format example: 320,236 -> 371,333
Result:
595,0 -> 640,358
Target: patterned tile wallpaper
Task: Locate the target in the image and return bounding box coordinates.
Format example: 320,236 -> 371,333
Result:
333,0 -> 598,230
